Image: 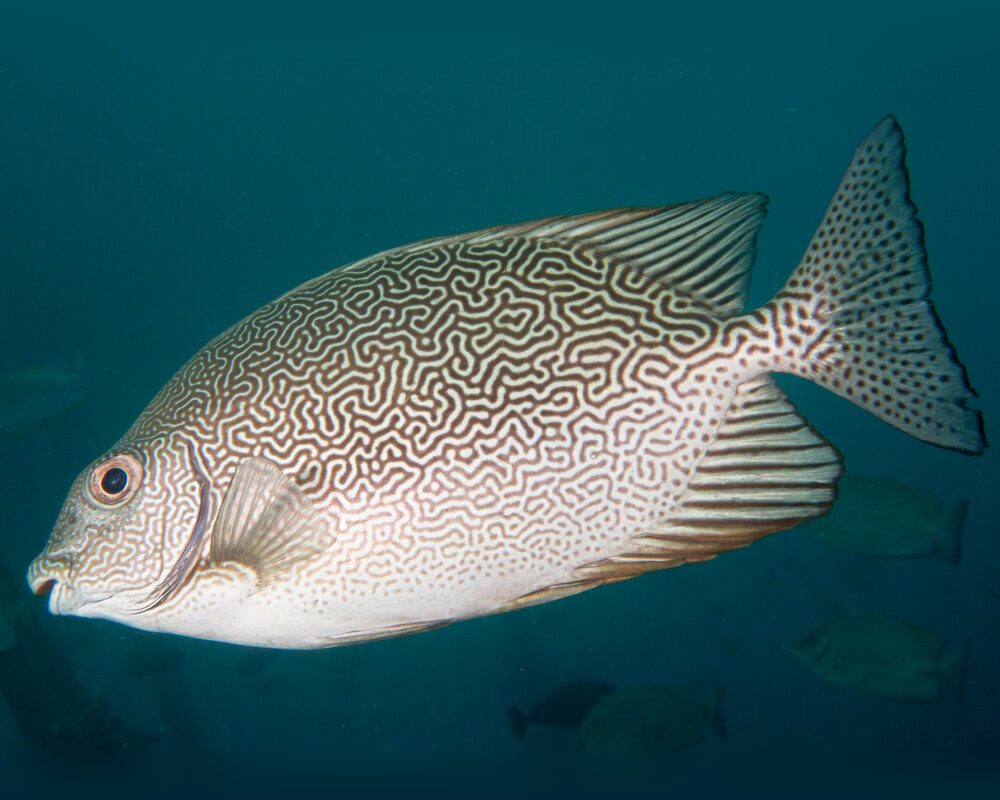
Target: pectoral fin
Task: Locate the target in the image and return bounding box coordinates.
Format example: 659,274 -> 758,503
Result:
210,457 -> 333,584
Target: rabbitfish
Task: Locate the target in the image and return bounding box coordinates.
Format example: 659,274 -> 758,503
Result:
803,474 -> 968,564
576,684 -> 726,753
0,357 -> 87,437
792,613 -> 968,702
507,679 -> 616,740
27,117 -> 986,648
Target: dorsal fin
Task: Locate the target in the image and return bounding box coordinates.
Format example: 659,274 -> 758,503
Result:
377,193 -> 768,315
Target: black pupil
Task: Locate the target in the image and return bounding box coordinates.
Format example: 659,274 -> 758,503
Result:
101,467 -> 128,496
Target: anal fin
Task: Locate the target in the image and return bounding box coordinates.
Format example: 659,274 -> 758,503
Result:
575,376 -> 843,581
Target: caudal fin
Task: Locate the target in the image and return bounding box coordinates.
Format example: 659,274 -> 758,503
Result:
772,116 -> 986,455
700,688 -> 727,740
507,705 -> 529,740
938,499 -> 968,566
942,639 -> 970,704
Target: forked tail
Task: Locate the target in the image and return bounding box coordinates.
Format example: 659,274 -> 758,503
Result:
769,116 -> 986,454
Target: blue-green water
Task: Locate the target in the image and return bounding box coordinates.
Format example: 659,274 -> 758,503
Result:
1,1 -> 997,796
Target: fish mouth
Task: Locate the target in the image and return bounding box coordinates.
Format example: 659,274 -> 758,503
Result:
27,557 -> 68,613
29,576 -> 67,614
27,567 -> 95,615
30,576 -> 56,597
27,567 -> 63,614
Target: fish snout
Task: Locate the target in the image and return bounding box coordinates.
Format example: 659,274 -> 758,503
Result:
26,553 -> 73,612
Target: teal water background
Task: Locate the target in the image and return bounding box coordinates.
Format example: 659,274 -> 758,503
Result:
1,1 -> 997,796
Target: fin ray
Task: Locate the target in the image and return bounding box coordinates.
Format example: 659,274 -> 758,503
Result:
377,193 -> 768,315
774,116 -> 986,454
210,457 -> 333,583
574,376 -> 842,580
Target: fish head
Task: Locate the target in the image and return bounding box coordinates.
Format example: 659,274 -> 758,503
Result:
791,629 -> 830,668
27,436 -> 212,625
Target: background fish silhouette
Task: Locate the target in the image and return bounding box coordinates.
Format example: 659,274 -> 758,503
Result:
793,613 -> 969,703
507,679 -> 616,740
576,684 -> 726,753
0,356 -> 87,437
803,474 -> 968,564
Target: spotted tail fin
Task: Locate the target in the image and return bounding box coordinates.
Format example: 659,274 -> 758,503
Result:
773,116 -> 986,454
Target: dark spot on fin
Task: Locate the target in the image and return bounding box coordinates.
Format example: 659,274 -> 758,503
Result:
210,457 -> 333,584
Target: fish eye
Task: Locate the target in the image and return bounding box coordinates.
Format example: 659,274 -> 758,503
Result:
101,467 -> 128,495
88,453 -> 143,507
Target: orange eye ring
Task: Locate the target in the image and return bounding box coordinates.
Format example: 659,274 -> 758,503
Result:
87,453 -> 143,507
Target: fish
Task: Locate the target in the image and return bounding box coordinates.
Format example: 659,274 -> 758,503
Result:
802,474 -> 967,564
0,617 -> 15,652
236,650 -> 289,695
0,570 -> 31,652
237,649 -> 278,677
792,613 -> 968,703
27,116 -> 986,649
251,669 -> 288,696
0,562 -> 158,753
0,356 -> 87,437
576,684 -> 726,753
507,679 -> 617,740
128,640 -> 208,758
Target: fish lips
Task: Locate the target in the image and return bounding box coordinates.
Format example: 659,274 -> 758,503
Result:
28,571 -> 74,615
26,555 -> 110,615
27,553 -> 65,603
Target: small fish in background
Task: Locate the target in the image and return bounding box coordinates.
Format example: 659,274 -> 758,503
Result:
792,613 -> 968,703
507,679 -> 616,741
252,668 -> 288,695
801,475 -> 968,565
237,649 -> 288,695
0,572 -> 32,652
0,355 -> 87,437
127,639 -> 207,757
0,561 -> 157,754
576,685 -> 726,754
237,648 -> 276,677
